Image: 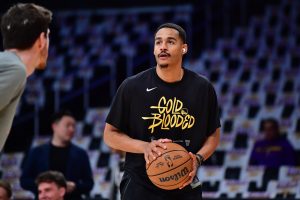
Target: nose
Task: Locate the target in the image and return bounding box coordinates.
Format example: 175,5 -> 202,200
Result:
39,193 -> 45,200
70,125 -> 75,132
68,126 -> 75,136
160,41 -> 167,51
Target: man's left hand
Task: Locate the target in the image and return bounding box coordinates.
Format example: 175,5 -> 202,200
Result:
179,152 -> 199,189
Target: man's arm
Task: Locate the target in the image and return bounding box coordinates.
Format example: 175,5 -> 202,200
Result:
197,127 -> 221,160
104,123 -> 171,164
0,63 -> 26,111
20,149 -> 39,194
0,97 -> 21,151
180,128 -> 220,189
73,150 -> 94,194
0,63 -> 26,150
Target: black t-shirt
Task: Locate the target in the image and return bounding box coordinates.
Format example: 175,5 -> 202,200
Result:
106,67 -> 221,193
49,143 -> 69,174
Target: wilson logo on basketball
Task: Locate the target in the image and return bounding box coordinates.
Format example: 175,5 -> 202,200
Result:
159,167 -> 189,182
142,96 -> 195,133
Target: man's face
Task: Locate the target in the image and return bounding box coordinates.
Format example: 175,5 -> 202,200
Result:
0,187 -> 9,200
154,27 -> 187,68
263,121 -> 278,140
37,29 -> 50,70
38,182 -> 65,200
52,116 -> 76,143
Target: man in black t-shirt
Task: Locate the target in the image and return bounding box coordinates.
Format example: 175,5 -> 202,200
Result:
104,23 -> 221,200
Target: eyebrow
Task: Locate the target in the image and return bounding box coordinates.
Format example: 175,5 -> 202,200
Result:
155,37 -> 177,41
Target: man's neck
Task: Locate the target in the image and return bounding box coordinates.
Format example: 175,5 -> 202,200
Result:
7,49 -> 37,77
156,65 -> 184,83
51,138 -> 69,148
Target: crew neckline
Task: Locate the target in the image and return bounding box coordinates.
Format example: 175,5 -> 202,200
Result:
153,67 -> 186,86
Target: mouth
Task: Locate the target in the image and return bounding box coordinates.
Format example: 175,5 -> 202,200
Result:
158,52 -> 170,58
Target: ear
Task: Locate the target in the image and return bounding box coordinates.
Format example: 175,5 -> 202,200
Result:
37,32 -> 48,50
51,123 -> 56,131
182,44 -> 188,55
59,187 -> 66,197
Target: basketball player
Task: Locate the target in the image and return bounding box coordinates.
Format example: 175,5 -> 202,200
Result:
0,3 -> 52,151
104,23 -> 221,200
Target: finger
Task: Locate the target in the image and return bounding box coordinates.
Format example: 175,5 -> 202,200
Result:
184,171 -> 196,186
148,150 -> 157,160
151,143 -> 161,157
179,176 -> 193,189
151,140 -> 161,147
188,171 -> 196,178
185,178 -> 193,187
160,138 -> 172,143
144,153 -> 150,164
152,150 -> 160,157
189,152 -> 196,159
189,152 -> 198,169
156,141 -> 167,150
152,146 -> 162,156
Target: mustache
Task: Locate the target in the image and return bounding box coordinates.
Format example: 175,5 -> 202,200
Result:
158,51 -> 171,57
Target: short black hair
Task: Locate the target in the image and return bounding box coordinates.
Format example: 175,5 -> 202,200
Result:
35,171 -> 67,189
155,23 -> 187,43
0,180 -> 12,198
51,110 -> 75,124
1,3 -> 52,50
263,118 -> 279,131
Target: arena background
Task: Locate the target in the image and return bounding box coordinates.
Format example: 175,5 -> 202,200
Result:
1,0 -> 300,199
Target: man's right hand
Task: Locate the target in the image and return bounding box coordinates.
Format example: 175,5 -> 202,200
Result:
143,138 -> 172,164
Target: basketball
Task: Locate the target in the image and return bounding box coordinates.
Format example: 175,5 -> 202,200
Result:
146,142 -> 193,190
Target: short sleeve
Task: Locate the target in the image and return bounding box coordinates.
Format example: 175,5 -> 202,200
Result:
0,64 -> 26,111
206,83 -> 221,136
105,79 -> 130,133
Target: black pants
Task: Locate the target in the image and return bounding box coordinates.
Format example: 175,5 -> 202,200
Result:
120,172 -> 202,200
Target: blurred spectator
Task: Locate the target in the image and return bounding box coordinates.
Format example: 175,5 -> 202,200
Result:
20,111 -> 94,200
36,171 -> 67,200
0,180 -> 12,200
249,118 -> 296,168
